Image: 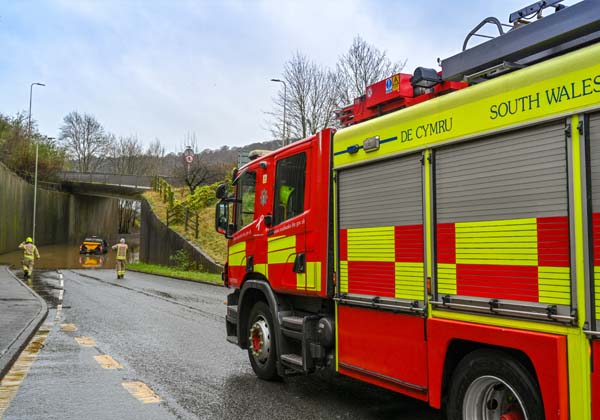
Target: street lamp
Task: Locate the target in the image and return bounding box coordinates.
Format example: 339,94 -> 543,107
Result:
28,82 -> 45,243
270,78 -> 288,146
28,82 -> 45,137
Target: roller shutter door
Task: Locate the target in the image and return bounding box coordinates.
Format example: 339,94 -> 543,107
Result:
435,123 -> 571,314
337,153 -> 425,304
589,112 -> 600,327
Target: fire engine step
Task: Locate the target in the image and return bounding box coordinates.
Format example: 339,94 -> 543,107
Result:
280,353 -> 303,368
281,316 -> 304,331
226,335 -> 238,345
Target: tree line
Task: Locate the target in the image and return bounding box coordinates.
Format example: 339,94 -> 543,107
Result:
267,35 -> 406,143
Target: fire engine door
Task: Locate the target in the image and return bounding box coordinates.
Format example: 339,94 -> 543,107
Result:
336,153 -> 428,395
228,169 -> 258,287
267,149 -> 309,293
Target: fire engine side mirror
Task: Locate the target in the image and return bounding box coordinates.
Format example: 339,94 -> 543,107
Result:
215,201 -> 230,237
216,182 -> 230,200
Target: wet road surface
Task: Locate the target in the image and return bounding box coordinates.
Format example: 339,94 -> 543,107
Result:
2,269 -> 441,419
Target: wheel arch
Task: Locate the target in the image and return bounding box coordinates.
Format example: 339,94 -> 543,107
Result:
238,278 -> 282,354
427,317 -> 569,419
440,339 -> 540,409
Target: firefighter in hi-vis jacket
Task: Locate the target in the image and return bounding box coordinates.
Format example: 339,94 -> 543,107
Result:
19,237 -> 40,278
112,238 -> 128,279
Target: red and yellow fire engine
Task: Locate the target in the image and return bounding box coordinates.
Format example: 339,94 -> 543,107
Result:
215,1 -> 600,418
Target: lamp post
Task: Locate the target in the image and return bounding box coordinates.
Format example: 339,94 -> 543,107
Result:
270,78 -> 288,146
28,82 -> 45,137
28,82 -> 45,243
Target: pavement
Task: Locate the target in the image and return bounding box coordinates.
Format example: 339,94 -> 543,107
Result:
0,266 -> 48,380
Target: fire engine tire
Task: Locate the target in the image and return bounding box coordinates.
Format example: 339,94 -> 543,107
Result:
446,349 -> 543,420
247,301 -> 279,381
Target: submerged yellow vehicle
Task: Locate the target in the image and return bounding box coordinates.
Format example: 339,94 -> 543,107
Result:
79,237 -> 108,255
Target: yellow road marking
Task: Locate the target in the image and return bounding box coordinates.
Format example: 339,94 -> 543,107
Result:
0,325 -> 51,417
94,355 -> 123,370
122,381 -> 161,403
74,336 -> 96,347
60,324 -> 77,332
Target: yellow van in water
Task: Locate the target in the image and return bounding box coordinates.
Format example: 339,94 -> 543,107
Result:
79,237 -> 108,255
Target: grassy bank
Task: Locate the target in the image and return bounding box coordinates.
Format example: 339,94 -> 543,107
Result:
128,262 -> 222,285
144,190 -> 227,263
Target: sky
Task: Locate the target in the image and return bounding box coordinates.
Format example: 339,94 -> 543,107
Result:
0,0 -> 577,152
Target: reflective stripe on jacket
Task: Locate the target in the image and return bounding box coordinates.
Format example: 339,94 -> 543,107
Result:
113,243 -> 128,260
20,243 -> 39,260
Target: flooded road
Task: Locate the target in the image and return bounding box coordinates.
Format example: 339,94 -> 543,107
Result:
0,243 -> 139,309
0,243 -> 139,271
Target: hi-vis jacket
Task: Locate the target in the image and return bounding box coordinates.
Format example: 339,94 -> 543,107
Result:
19,243 -> 40,260
112,243 -> 128,260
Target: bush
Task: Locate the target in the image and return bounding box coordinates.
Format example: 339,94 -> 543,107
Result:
169,249 -> 193,271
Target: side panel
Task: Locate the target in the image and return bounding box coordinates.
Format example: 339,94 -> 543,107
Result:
337,306 -> 428,400
336,152 -> 428,398
427,318 -> 569,419
434,123 -> 572,318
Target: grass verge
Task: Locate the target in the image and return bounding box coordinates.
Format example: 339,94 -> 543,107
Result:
127,262 -> 222,285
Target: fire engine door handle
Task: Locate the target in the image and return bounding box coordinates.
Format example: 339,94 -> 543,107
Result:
293,253 -> 306,273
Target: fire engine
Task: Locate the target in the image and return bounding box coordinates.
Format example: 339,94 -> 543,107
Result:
215,1 -> 600,418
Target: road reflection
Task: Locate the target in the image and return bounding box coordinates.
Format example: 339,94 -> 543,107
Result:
0,243 -> 139,270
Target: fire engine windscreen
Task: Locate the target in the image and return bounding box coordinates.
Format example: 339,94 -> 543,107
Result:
273,153 -> 306,225
236,171 -> 256,228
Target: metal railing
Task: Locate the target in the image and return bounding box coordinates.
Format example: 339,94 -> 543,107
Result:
59,171 -> 157,188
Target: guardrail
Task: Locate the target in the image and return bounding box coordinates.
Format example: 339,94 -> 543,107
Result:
59,172 -> 167,188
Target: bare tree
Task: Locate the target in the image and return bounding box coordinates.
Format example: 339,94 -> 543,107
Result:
59,111 -> 111,172
270,52 -> 338,142
145,138 -> 165,175
117,199 -> 140,234
335,35 -> 407,107
177,133 -> 229,194
109,135 -> 144,175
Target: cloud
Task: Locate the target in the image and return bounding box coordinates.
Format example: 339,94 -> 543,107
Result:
0,0 -> 580,152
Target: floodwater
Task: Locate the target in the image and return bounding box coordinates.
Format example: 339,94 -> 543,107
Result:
0,243 -> 139,270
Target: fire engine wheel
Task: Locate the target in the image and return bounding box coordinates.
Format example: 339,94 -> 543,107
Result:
446,349 -> 543,420
247,301 -> 279,380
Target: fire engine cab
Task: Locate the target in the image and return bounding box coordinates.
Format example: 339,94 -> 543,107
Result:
215,1 -> 600,418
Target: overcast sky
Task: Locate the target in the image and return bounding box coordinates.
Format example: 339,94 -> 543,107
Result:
0,0 -> 577,152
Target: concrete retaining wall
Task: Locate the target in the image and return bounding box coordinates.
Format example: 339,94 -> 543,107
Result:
140,199 -> 222,274
0,162 -> 119,254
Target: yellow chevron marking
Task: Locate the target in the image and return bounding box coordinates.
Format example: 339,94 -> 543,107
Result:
538,266 -> 571,305
297,261 -> 322,291
395,262 -> 424,300
437,263 -> 457,295
268,235 -> 296,264
74,336 -> 96,347
347,226 -> 395,262
254,264 -> 268,276
60,324 -> 77,332
122,381 -> 162,404
455,218 -> 538,266
0,325 -> 51,416
339,261 -> 348,293
595,266 -> 600,319
94,355 -> 123,370
228,241 -> 246,267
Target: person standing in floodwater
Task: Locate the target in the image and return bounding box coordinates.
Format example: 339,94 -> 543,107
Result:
112,238 -> 128,279
19,237 -> 40,278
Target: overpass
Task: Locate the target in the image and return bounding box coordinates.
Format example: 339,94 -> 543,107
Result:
57,171 -> 163,198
